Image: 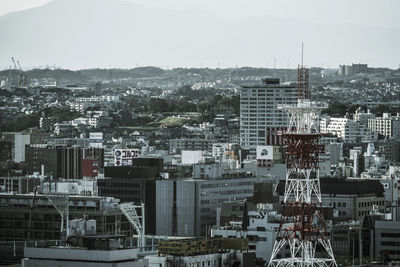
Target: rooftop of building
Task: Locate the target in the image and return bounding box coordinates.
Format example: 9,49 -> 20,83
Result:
0,192 -> 119,202
241,78 -> 297,89
24,246 -> 140,262
361,214 -> 400,229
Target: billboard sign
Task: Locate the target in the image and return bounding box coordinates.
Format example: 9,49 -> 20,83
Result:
256,146 -> 273,160
114,149 -> 140,166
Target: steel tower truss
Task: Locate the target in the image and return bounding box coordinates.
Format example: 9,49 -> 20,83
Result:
269,99 -> 337,267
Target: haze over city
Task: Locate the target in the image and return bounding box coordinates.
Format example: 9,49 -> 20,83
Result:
1,0 -> 399,69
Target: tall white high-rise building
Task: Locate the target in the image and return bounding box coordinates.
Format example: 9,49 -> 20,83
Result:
239,78 -> 297,152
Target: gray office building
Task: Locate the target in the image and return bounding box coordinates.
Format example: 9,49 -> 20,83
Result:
239,78 -> 297,151
361,215 -> 400,262
156,176 -> 271,237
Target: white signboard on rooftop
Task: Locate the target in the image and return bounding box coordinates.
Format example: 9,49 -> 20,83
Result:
256,146 -> 273,160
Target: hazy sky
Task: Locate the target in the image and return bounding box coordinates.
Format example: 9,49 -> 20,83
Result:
0,0 -> 399,69
1,0 -> 399,28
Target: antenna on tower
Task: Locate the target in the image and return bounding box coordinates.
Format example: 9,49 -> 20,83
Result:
298,43 -> 309,99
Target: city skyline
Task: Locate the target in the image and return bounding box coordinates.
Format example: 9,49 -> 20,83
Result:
1,1 -> 400,266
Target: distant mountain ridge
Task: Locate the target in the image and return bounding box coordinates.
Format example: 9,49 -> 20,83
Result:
0,0 -> 399,69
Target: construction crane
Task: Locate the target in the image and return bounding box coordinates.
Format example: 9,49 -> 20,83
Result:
11,57 -> 18,70
17,59 -> 27,87
11,57 -> 27,88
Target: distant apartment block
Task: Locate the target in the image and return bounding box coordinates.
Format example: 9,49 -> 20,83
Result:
338,63 -> 368,76
352,100 -> 400,109
169,138 -> 213,154
368,113 -> 400,140
239,78 -> 297,151
353,108 -> 375,126
75,95 -> 120,102
39,116 -> 59,131
320,116 -> 378,143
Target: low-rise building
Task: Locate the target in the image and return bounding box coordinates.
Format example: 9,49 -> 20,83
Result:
169,138 -> 213,154
0,193 -> 132,241
147,251 -> 254,267
22,235 -> 146,267
211,204 -> 281,261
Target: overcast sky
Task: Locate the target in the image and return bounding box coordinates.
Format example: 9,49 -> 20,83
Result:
1,0 -> 399,28
0,0 -> 399,69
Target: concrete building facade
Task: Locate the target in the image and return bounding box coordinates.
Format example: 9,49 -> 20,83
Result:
239,78 -> 297,152
361,215 -> 400,262
320,116 -> 377,143
368,113 -> 400,140
156,176 -> 269,237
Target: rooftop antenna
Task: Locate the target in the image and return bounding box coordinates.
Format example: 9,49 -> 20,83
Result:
301,42 -> 304,67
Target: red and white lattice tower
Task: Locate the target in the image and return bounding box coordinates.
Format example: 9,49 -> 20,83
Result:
269,99 -> 337,267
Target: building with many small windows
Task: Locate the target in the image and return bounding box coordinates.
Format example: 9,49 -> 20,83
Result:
239,78 -> 297,152
368,113 -> 400,140
320,116 -> 378,143
155,176 -> 272,237
169,138 -> 213,154
353,108 -> 375,126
